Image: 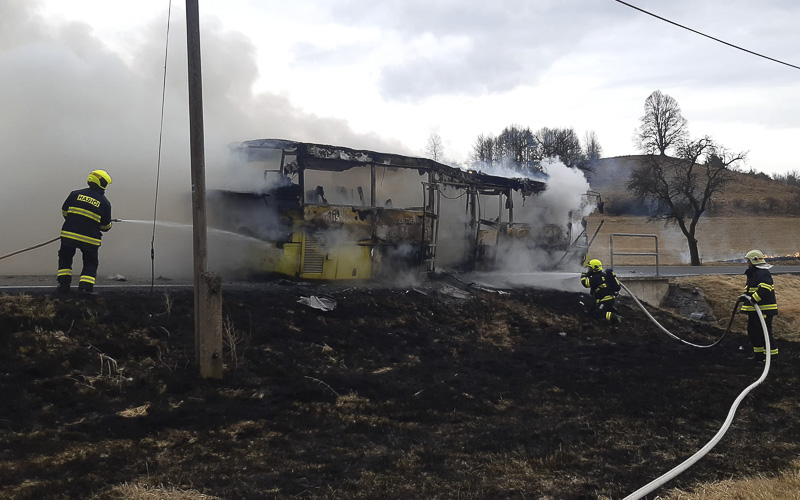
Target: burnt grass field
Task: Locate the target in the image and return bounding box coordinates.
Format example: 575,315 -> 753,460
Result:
1,278 -> 798,499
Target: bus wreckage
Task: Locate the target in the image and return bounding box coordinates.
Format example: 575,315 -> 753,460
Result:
209,139 -> 596,280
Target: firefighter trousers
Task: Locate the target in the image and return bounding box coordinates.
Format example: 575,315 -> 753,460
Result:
591,299 -> 621,324
57,239 -> 100,290
747,312 -> 778,355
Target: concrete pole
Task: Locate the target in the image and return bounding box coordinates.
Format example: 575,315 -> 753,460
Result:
198,272 -> 223,378
186,0 -> 222,379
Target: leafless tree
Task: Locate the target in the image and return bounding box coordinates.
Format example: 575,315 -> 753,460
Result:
495,125 -> 541,174
627,137 -> 745,265
469,133 -> 496,165
425,133 -> 444,162
470,125 -> 600,176
534,126 -> 587,172
584,130 -> 602,164
636,90 -> 689,155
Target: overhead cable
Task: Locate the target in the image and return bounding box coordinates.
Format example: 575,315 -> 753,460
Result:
151,0 -> 173,293
614,0 -> 800,71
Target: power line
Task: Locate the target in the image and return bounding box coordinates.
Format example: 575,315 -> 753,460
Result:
151,0 -> 173,293
614,0 -> 800,71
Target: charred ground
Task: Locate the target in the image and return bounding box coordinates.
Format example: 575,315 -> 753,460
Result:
1,279 -> 798,499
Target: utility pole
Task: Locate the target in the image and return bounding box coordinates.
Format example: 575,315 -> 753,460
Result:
186,0 -> 223,379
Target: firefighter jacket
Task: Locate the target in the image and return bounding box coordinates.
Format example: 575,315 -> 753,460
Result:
60,185 -> 112,246
581,268 -> 621,303
741,266 -> 777,315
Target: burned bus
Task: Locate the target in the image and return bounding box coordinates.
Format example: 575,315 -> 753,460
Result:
208,139 -> 593,280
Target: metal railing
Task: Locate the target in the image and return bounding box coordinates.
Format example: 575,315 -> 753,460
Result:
610,233 -> 659,275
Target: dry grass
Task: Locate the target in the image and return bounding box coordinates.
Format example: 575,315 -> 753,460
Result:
593,156 -> 800,217
0,293 -> 57,321
95,483 -> 224,499
585,214 -> 800,266
660,276 -> 800,500
672,274 -> 800,342
587,156 -> 800,266
663,468 -> 800,500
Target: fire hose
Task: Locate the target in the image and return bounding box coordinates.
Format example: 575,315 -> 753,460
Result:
619,282 -> 772,500
620,281 -> 740,348
0,219 -> 124,262
0,237 -> 61,261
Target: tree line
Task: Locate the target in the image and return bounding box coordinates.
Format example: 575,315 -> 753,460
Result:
425,126 -> 602,176
468,126 -> 601,175
425,89 -> 778,266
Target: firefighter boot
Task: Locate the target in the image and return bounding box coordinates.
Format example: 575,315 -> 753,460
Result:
78,282 -> 94,295
57,277 -> 71,294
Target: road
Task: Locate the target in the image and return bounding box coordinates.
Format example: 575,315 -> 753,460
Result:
614,265 -> 800,277
2,265 -> 800,293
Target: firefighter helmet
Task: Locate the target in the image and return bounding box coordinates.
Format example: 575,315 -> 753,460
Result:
88,170 -> 112,190
745,249 -> 766,266
587,259 -> 603,272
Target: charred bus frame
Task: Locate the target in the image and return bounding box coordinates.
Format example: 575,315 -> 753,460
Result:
213,139 -> 552,280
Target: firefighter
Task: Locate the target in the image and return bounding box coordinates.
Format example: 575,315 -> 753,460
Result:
740,249 -> 778,360
580,258 -> 622,325
56,170 -> 113,294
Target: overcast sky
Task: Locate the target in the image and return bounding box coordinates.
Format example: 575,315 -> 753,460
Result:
2,0 -> 799,274
17,0 -> 799,173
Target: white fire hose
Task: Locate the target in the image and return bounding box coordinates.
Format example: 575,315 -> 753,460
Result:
0,237 -> 60,261
620,281 -> 772,500
0,220 -> 124,262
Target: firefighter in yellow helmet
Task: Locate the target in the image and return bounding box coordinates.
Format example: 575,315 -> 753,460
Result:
580,258 -> 622,325
56,170 -> 113,294
740,249 -> 778,360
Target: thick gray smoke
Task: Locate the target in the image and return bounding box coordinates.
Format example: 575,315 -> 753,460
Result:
475,159 -> 594,274
0,1 -> 405,279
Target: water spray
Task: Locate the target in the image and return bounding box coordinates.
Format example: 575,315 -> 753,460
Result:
0,218 -> 125,261
0,217 -> 267,264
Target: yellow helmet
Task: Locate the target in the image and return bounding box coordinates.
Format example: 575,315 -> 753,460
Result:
745,249 -> 766,266
88,170 -> 112,190
587,259 -> 603,272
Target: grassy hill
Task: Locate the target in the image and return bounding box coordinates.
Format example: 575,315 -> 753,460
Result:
583,156 -> 800,265
590,155 -> 800,217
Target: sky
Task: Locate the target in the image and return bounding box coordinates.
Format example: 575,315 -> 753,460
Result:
2,0 -> 799,276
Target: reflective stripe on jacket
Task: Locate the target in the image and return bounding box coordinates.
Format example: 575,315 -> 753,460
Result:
741,267 -> 777,314
581,269 -> 621,303
60,185 -> 112,246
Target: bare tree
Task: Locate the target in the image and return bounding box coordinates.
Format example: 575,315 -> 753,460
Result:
469,133 -> 496,165
636,90 -> 689,155
534,126 -> 587,172
627,137 -> 744,265
584,130 -> 602,164
425,133 -> 444,162
470,125 -> 600,176
495,125 -> 541,174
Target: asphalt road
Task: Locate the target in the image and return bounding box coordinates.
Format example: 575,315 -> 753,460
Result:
3,265 -> 800,293
614,265 -> 800,277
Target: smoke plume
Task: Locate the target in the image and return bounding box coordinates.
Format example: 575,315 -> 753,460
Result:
0,1 -> 403,279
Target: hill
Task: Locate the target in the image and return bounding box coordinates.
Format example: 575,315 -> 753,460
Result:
1,279 -> 799,499
590,155 -> 800,217
583,156 -> 800,265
